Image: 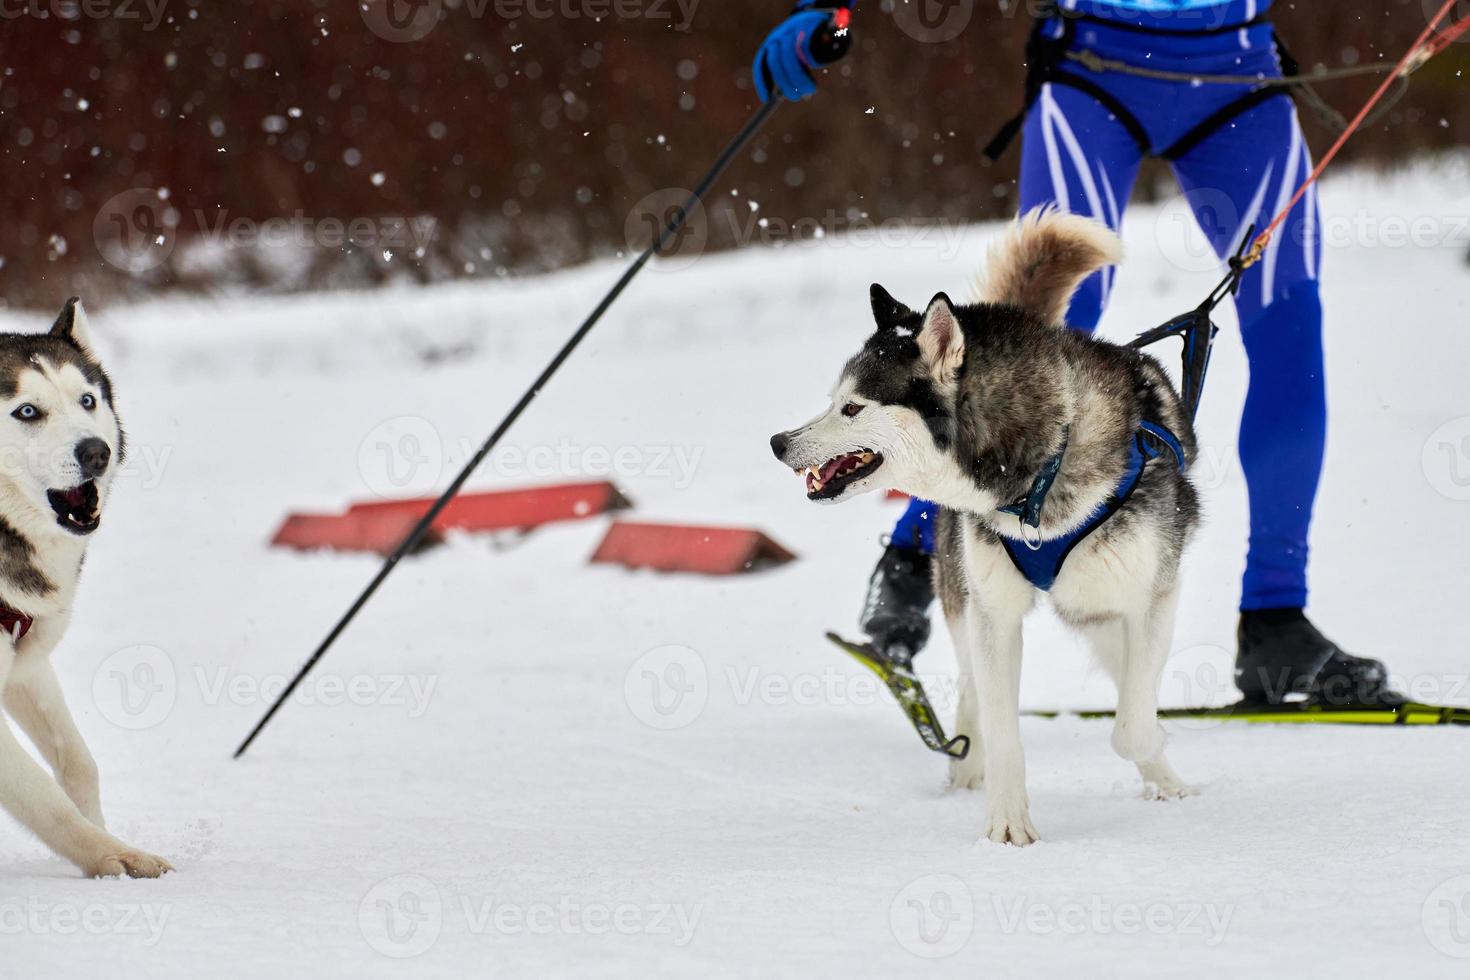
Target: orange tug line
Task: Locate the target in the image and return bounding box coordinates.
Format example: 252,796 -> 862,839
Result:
1244,0 -> 1469,269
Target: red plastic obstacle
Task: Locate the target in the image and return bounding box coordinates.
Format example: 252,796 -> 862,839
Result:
271,511 -> 440,557
590,521 -> 796,575
347,481 -> 631,533
271,481 -> 631,554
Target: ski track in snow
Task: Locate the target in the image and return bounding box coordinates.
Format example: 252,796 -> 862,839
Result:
2,164 -> 1469,977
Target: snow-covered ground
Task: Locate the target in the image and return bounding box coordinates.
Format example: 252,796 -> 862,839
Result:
3,162 -> 1469,977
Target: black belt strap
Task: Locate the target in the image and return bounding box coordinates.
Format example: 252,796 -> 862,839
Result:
984,13 -> 1076,162
985,9 -> 1293,164
1158,86 -> 1292,160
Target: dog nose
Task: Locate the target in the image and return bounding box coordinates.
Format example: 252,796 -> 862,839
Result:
769,432 -> 790,460
74,438 -> 110,478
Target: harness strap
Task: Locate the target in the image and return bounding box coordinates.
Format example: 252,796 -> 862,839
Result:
1158,85 -> 1293,160
996,425 -> 1071,548
998,422 -> 1184,591
984,13 -> 1077,162
986,7 -> 1296,163
1049,71 -> 1153,154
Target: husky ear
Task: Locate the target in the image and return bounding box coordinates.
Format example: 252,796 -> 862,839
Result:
917,293 -> 964,380
869,283 -> 914,330
50,297 -> 96,352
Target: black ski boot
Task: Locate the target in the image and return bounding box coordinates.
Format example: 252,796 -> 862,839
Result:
1235,608 -> 1403,706
859,543 -> 934,670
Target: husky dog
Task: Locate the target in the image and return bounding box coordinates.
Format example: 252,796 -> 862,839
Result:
0,299 -> 171,877
770,210 -> 1200,844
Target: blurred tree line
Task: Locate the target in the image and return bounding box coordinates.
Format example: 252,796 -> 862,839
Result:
0,0 -> 1465,309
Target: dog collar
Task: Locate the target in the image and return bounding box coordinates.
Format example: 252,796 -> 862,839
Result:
0,604 -> 34,642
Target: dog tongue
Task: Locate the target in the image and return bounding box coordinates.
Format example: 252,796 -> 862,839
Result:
819,455 -> 851,482
64,486 -> 87,506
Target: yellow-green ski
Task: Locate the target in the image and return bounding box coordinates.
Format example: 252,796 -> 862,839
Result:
826,632 -> 970,759
1025,701 -> 1470,725
828,632 -> 1468,759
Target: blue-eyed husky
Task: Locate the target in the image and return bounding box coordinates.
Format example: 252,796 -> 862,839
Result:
771,210 -> 1201,844
0,299 -> 171,877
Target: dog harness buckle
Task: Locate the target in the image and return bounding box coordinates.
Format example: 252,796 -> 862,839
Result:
1019,520 -> 1044,552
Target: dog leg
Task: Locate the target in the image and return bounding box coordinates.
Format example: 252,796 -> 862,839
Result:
947,618 -> 984,791
4,657 -> 105,827
967,599 -> 1038,845
1134,588 -> 1197,799
1111,589 -> 1198,799
0,650 -> 170,878
1109,610 -> 1166,765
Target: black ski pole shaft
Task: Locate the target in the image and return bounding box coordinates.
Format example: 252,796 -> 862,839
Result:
233,100 -> 778,759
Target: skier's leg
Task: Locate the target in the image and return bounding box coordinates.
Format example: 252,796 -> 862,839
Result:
1173,98 -> 1324,614
864,83 -> 1143,661
1020,82 -> 1145,333
1171,96 -> 1398,704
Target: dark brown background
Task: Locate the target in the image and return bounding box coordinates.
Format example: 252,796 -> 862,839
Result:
0,0 -> 1465,309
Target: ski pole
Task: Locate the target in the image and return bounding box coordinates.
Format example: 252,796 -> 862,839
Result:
233,100 -> 778,759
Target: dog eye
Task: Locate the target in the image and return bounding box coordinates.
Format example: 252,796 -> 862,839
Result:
841,403 -> 864,418
80,393 -> 97,411
11,403 -> 41,422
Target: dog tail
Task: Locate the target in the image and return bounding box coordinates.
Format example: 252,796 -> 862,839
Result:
972,206 -> 1122,325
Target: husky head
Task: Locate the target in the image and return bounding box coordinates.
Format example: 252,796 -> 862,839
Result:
0,298 -> 124,537
770,208 -> 1123,508
769,285 -> 971,505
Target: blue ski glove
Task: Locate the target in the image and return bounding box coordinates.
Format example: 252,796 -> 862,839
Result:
752,1 -> 855,104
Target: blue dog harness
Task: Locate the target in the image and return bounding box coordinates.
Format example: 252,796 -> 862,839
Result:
996,420 -> 1187,591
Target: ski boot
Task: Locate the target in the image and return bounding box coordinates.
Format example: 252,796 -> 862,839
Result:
1235,608 -> 1404,707
859,542 -> 935,670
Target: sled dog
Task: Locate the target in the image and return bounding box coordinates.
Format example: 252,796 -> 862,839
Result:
0,299 -> 171,877
770,209 -> 1200,844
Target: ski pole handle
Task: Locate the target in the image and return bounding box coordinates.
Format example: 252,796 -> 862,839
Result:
808,7 -> 854,66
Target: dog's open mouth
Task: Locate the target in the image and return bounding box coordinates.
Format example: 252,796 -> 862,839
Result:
47,481 -> 101,535
799,451 -> 883,500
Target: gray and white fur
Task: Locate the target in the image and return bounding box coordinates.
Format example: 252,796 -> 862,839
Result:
771,208 -> 1201,844
0,298 -> 171,877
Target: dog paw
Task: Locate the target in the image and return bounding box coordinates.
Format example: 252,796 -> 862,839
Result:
1142,780 -> 1200,802
87,847 -> 174,879
983,801 -> 1040,846
948,757 -> 984,791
